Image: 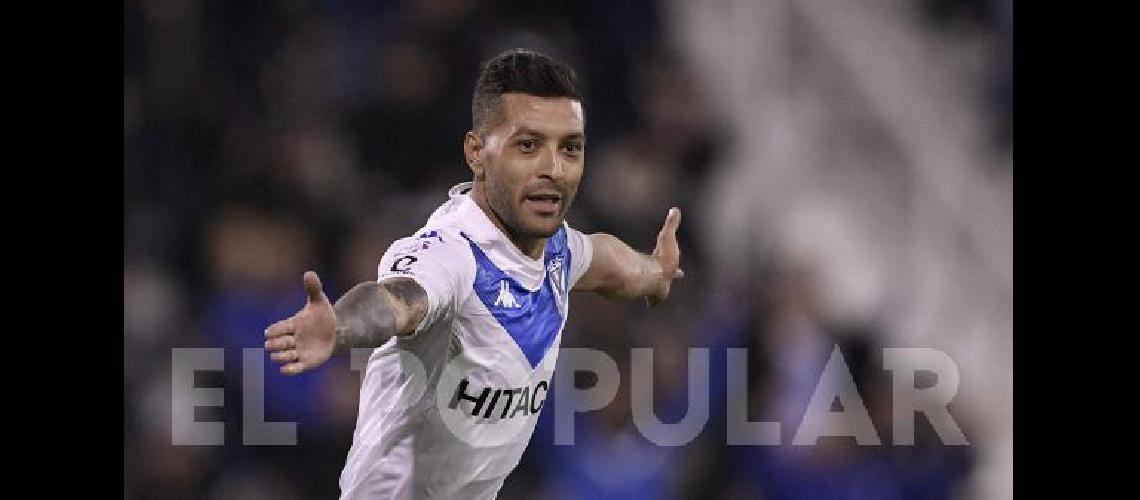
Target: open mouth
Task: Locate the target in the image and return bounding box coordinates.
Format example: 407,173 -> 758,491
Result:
523,192 -> 562,216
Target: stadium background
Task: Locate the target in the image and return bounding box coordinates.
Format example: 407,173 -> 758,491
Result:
123,0 -> 1012,498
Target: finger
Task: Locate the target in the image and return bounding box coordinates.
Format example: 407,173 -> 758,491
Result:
303,271 -> 325,304
264,318 -> 294,338
270,349 -> 299,363
281,362 -> 306,375
674,269 -> 685,279
264,335 -> 296,351
269,350 -> 298,362
659,207 -> 682,237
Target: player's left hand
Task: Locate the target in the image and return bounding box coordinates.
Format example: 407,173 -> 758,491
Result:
648,207 -> 684,307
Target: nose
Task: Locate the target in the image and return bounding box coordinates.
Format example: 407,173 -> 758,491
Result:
538,144 -> 565,181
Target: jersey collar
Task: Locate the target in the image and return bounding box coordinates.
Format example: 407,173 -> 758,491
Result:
447,182 -> 551,287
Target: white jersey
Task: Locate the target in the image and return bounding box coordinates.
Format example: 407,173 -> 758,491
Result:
339,182 -> 594,499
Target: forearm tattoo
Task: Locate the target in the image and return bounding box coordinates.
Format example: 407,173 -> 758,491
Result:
333,278 -> 429,351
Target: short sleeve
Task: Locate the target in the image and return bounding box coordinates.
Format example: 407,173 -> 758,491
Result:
564,225 -> 594,288
376,230 -> 468,336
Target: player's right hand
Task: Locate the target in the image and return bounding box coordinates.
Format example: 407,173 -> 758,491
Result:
264,271 -> 337,375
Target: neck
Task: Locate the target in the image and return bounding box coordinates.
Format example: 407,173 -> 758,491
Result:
470,180 -> 546,260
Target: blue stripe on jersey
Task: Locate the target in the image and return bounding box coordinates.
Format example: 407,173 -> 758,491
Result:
461,228 -> 569,369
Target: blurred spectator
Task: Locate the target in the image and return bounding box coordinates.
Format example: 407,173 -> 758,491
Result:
716,262 -> 973,499
350,41 -> 462,192
201,205 -> 343,426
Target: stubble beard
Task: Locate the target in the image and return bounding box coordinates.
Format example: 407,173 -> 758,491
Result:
486,175 -> 563,240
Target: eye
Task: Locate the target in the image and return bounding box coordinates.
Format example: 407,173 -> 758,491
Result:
517,139 -> 538,154
562,142 -> 583,155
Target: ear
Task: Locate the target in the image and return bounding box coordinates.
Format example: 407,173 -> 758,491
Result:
463,131 -> 485,180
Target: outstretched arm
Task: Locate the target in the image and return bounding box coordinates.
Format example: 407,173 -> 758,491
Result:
264,272 -> 429,375
573,207 -> 684,306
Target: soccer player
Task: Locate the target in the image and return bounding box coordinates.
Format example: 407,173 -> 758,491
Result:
263,48 -> 684,499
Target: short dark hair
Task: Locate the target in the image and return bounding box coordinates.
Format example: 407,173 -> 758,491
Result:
471,48 -> 581,132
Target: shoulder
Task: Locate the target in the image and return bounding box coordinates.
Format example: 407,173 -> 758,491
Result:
558,222 -> 595,285
382,226 -> 473,268
375,226 -> 476,311
558,222 -> 593,257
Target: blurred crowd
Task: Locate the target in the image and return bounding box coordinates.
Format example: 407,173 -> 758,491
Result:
124,0 -> 1010,498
